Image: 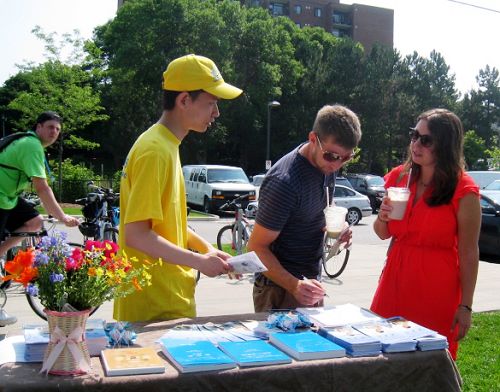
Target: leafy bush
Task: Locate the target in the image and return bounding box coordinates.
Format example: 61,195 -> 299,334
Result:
50,158 -> 100,202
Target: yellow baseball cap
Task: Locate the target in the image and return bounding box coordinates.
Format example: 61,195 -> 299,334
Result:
162,54 -> 242,100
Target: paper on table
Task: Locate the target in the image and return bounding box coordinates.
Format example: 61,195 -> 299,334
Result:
297,304 -> 382,328
227,251 -> 267,274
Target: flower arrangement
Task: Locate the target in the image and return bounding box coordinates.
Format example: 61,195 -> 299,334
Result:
3,231 -> 159,311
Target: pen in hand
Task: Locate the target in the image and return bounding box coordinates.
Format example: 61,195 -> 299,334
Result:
301,275 -> 329,298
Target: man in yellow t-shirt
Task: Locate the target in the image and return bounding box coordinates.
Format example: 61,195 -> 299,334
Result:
114,55 -> 243,322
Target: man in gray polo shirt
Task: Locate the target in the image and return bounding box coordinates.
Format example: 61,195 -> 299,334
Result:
248,104 -> 362,312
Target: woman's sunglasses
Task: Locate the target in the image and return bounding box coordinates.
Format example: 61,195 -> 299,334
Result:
316,135 -> 355,163
409,127 -> 433,148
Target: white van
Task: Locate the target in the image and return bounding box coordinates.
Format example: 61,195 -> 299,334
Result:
467,171 -> 500,189
183,165 -> 256,213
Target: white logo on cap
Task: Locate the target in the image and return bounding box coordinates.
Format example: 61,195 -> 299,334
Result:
211,66 -> 222,82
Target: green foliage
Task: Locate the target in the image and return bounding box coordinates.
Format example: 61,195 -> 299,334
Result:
457,311 -> 500,391
1,1 -> 498,176
463,130 -> 489,170
50,158 -> 99,202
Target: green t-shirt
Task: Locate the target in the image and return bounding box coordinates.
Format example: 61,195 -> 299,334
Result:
0,131 -> 46,209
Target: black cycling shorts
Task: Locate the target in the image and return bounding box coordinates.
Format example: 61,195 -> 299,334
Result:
0,198 -> 40,241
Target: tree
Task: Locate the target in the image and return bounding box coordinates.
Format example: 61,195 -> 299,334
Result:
463,130 -> 488,170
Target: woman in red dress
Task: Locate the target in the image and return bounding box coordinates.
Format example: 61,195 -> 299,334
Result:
371,109 -> 481,359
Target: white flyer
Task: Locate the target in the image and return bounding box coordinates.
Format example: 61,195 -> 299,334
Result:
227,251 -> 267,274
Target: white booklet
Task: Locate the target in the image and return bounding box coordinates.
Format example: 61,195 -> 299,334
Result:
227,251 -> 267,274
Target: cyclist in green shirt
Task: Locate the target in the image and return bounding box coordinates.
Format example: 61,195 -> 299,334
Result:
0,111 -> 79,262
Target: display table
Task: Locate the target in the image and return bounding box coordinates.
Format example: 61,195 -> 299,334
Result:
0,313 -> 462,392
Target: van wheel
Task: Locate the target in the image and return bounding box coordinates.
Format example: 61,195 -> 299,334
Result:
203,197 -> 211,214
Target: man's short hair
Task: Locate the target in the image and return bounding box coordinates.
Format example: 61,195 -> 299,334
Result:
313,104 -> 361,149
162,90 -> 204,111
33,111 -> 62,130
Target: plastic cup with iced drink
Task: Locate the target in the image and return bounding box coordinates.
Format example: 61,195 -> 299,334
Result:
387,187 -> 411,220
324,206 -> 348,238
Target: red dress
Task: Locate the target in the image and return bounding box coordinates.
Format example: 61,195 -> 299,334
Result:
370,166 -> 479,359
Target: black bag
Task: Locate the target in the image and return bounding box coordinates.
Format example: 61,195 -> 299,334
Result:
0,132 -> 37,171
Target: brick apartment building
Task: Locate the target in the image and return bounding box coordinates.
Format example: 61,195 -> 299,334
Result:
117,0 -> 393,53
241,0 -> 393,53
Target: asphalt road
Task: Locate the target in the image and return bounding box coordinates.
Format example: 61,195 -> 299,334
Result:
1,214 -> 499,338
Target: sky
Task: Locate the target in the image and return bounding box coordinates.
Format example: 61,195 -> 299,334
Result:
0,0 -> 499,94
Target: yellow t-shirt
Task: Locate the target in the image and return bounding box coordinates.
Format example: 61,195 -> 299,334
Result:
113,123 -> 196,322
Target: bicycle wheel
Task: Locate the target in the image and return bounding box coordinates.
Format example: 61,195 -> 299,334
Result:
25,242 -> 101,320
103,227 -> 119,242
217,225 -> 235,252
322,236 -> 350,279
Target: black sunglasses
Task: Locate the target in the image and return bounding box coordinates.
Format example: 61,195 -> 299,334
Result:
409,128 -> 433,148
316,135 -> 355,163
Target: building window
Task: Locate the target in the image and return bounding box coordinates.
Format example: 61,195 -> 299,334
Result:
270,3 -> 285,16
251,0 -> 261,6
294,5 -> 302,15
314,7 -> 322,17
296,23 -> 301,28
333,11 -> 349,25
331,28 -> 340,37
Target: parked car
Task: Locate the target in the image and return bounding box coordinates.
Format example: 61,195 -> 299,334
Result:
345,173 -> 385,212
466,171 -> 500,189
479,193 -> 500,257
336,176 -> 354,189
251,173 -> 266,199
484,180 -> 500,191
245,184 -> 371,225
333,185 -> 372,225
183,165 -> 256,213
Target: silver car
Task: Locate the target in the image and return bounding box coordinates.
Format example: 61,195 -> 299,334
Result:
245,184 -> 372,225
333,185 -> 372,225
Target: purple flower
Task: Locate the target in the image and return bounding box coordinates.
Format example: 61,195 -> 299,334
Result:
35,253 -> 49,266
26,284 -> 39,296
49,272 -> 65,283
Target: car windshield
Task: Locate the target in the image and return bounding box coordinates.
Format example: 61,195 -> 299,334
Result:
367,176 -> 385,186
207,168 -> 249,184
485,180 -> 500,191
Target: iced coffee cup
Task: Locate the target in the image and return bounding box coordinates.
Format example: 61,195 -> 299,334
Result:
387,187 -> 411,220
324,206 -> 348,238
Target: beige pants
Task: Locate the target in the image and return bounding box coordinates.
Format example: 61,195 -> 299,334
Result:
253,275 -> 323,312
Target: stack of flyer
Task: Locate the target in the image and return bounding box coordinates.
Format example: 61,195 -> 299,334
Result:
296,303 -> 383,328
351,317 -> 444,353
318,325 -> 382,357
23,318 -> 108,361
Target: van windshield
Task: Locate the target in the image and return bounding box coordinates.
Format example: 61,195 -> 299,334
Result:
207,168 -> 249,184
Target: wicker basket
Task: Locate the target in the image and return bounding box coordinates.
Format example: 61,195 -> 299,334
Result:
42,309 -> 92,375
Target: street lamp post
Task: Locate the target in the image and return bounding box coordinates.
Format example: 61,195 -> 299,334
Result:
266,100 -> 281,168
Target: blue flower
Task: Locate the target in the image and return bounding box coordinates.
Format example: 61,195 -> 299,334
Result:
26,284 -> 39,296
49,272 -> 65,283
35,253 -> 49,266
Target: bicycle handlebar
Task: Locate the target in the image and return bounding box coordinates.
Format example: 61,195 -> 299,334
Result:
218,194 -> 250,211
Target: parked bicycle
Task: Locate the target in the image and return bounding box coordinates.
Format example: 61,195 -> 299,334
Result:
75,181 -> 119,242
216,194 -> 253,255
322,232 -> 351,279
0,218 -> 89,321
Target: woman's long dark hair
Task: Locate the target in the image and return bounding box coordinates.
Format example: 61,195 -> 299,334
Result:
403,109 -> 465,206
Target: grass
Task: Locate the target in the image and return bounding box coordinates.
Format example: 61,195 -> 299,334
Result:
456,311 -> 500,391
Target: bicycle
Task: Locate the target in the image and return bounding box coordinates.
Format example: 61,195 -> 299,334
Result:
321,232 -> 351,279
75,181 -> 119,242
216,194 -> 253,255
0,218 -> 89,320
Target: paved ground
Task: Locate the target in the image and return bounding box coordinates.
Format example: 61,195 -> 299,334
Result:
1,214 -> 499,338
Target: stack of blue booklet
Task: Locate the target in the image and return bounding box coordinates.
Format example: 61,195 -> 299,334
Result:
318,325 -> 382,357
159,338 -> 237,373
218,340 -> 292,367
268,331 -> 346,360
